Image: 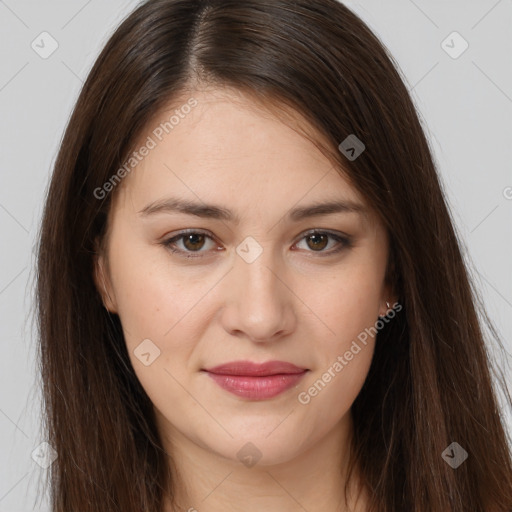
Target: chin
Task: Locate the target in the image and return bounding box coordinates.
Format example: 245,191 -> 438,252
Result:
204,426 -> 311,468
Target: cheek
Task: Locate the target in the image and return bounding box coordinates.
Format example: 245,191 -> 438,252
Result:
297,342 -> 374,437
108,238 -> 201,337
109,248 -> 201,418
293,265 -> 381,417
301,261 -> 384,346
296,278 -> 379,426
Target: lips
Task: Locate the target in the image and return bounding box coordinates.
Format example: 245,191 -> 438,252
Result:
202,360 -> 308,400
204,360 -> 307,376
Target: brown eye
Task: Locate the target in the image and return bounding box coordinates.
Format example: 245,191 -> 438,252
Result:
306,233 -> 329,251
163,230 -> 218,257
294,230 -> 352,256
182,233 -> 206,251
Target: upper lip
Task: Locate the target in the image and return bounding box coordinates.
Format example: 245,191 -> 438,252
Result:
203,360 -> 308,376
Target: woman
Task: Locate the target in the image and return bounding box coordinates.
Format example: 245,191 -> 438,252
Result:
36,0 -> 512,510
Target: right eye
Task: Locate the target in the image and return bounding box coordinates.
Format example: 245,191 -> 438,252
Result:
162,230 -> 222,258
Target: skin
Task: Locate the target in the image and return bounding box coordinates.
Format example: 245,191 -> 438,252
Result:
95,86 -> 396,512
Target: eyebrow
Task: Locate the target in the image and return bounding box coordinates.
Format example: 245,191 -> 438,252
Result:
138,197 -> 367,223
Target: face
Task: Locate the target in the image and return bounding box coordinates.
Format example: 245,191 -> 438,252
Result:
95,87 -> 393,467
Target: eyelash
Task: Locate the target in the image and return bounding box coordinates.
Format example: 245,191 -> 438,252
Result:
161,229 -> 352,259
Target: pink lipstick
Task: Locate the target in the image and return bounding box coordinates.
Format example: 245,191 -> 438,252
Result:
202,360 -> 308,400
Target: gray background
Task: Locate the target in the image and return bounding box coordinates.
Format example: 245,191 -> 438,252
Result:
0,0 -> 511,510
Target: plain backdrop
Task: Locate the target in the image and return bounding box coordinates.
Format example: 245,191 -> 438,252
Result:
0,1 -> 511,510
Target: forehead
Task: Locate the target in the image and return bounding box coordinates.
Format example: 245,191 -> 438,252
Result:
111,86 -> 368,219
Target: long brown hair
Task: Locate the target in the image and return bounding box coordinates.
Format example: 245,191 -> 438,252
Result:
36,0 -> 512,510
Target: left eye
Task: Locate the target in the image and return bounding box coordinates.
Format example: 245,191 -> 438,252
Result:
162,230 -> 350,258
294,231 -> 349,253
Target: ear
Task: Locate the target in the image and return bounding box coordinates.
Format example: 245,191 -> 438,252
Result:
92,240 -> 118,313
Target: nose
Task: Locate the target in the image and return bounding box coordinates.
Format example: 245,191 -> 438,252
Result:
219,244 -> 296,343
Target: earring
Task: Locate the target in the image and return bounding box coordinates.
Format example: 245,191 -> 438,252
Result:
378,301 -> 391,319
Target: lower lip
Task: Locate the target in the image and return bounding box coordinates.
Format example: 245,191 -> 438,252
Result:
204,371 -> 307,400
